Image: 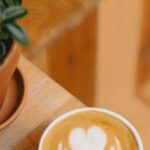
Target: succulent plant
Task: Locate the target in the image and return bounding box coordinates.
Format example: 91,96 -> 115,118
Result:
0,0 -> 29,64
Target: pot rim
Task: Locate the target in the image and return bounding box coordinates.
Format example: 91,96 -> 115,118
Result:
0,66 -> 27,130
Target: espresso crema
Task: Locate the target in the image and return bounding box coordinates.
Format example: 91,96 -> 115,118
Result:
41,111 -> 138,150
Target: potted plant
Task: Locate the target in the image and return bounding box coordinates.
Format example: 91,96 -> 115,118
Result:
0,0 -> 29,109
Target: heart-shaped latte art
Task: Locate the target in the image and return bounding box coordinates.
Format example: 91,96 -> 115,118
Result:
58,126 -> 122,150
69,126 -> 107,150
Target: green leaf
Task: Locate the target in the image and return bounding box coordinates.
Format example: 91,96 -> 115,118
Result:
2,0 -> 22,6
3,6 -> 27,22
12,0 -> 22,5
6,23 -> 29,46
0,15 -> 3,24
0,0 -> 29,65
0,59 -> 3,64
0,1 -> 6,14
2,0 -> 14,6
0,30 -> 9,40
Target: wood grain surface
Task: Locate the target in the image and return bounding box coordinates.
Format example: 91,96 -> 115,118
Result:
0,57 -> 85,150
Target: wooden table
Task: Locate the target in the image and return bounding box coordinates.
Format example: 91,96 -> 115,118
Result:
0,56 -> 149,149
0,57 -> 85,150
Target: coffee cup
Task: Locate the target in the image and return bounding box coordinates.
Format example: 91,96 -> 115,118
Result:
39,108 -> 143,150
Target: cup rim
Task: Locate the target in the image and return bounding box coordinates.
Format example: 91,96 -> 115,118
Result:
39,107 -> 143,150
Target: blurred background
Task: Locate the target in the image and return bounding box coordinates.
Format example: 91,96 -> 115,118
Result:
20,0 -> 150,149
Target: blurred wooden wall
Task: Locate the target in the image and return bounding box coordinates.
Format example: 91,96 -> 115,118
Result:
96,0 -> 150,149
137,0 -> 150,105
47,10 -> 97,106
21,7 -> 98,106
20,0 -> 99,106
49,9 -> 98,106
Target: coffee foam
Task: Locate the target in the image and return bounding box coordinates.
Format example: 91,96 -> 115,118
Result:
68,126 -> 107,150
41,111 -> 138,150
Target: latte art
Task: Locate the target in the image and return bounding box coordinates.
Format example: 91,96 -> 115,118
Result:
58,126 -> 122,150
68,126 -> 106,150
41,111 -> 138,150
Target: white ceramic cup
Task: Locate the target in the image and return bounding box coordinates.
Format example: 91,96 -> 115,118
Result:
39,107 -> 144,150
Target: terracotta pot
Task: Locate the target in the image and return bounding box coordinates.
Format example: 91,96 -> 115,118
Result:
0,42 -> 20,109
